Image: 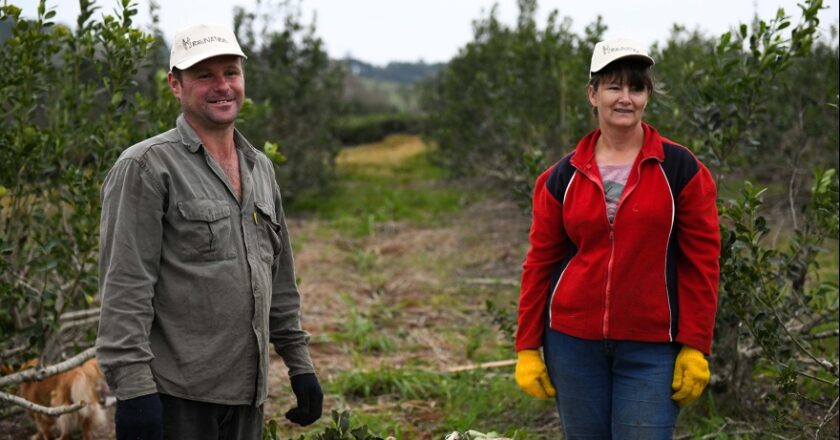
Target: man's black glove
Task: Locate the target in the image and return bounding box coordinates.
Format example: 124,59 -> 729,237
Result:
285,373 -> 323,426
115,393 -> 163,440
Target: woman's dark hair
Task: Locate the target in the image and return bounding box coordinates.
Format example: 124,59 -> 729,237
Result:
589,58 -> 655,92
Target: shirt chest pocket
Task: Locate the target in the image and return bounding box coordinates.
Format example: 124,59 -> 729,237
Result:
255,201 -> 283,263
175,199 -> 236,261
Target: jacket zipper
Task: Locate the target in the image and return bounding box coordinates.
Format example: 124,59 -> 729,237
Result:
603,223 -> 615,337
575,165 -> 614,338
594,156 -> 655,338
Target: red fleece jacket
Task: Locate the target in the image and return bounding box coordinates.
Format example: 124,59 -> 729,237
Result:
516,123 -> 720,355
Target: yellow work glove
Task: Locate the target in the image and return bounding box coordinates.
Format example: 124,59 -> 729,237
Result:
515,349 -> 556,400
671,345 -> 710,407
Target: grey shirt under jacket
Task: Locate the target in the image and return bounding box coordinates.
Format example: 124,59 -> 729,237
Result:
96,114 -> 314,406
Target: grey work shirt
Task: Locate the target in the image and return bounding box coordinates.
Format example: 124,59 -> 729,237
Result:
96,115 -> 313,406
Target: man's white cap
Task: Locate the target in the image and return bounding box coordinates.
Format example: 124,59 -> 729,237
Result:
169,24 -> 247,71
590,38 -> 654,76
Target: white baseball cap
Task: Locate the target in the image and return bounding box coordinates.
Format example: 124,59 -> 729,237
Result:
169,24 -> 247,71
590,38 -> 654,76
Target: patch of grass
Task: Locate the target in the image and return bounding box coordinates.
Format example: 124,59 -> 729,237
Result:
674,392 -> 766,439
464,323 -> 506,362
437,371 -> 553,438
348,248 -> 380,275
329,368 -> 446,401
325,367 -> 556,438
290,136 -> 468,236
330,306 -> 396,355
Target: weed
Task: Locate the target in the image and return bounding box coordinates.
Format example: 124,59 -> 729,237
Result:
326,367 -> 555,438
265,410 -> 384,440
348,248 -> 380,275
464,323 -> 506,362
330,306 -> 395,355
329,368 -> 445,401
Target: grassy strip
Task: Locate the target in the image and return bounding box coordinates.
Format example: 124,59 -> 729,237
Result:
326,367 -> 556,439
290,136 -> 466,237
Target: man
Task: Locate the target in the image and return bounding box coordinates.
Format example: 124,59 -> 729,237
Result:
96,24 -> 322,439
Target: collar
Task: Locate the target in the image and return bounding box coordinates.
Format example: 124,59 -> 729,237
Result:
175,114 -> 259,165
569,122 -> 665,170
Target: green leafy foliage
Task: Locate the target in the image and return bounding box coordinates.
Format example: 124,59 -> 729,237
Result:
332,113 -> 426,146
654,0 -> 837,179
263,411 -> 384,440
421,0 -> 603,195
715,171 -> 838,433
0,0 -> 176,362
485,299 -> 517,348
677,2 -> 839,433
233,2 -> 344,200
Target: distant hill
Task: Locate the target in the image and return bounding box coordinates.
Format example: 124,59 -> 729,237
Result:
342,58 -> 445,85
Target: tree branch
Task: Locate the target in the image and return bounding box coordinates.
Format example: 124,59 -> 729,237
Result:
805,329 -> 839,340
444,359 -> 516,373
791,368 -> 837,387
0,390 -> 86,416
754,280 -> 837,374
462,278 -> 519,287
0,346 -> 95,388
815,397 -> 839,439
800,308 -> 840,334
57,316 -> 100,333
59,308 -> 100,322
0,345 -> 29,360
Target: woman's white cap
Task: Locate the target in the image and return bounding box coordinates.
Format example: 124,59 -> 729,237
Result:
169,24 -> 247,71
590,38 -> 654,76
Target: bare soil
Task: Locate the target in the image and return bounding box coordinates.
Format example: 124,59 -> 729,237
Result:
265,196 -> 531,435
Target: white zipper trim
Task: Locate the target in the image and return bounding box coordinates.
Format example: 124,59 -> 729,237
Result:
658,163 -> 676,341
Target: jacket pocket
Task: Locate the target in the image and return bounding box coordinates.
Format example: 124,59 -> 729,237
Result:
255,201 -> 283,262
176,199 -> 235,261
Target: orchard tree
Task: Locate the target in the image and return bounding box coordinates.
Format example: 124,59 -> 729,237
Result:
0,0 -> 176,369
233,0 -> 344,200
422,0 -> 604,203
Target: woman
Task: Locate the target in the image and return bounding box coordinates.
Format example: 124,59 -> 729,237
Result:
514,38 -> 720,439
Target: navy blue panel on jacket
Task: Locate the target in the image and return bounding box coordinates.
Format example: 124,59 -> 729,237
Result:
660,142 -> 702,340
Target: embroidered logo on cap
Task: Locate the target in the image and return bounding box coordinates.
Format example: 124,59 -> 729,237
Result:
602,45 -> 642,55
181,36 -> 230,51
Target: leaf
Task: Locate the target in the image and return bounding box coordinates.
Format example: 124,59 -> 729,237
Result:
338,410 -> 351,432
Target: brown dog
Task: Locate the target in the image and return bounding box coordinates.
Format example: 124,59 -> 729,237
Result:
12,358 -> 107,440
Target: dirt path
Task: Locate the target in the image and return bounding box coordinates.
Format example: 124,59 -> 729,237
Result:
264,136 -> 535,435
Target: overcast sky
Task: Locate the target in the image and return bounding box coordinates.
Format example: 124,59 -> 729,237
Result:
12,0 -> 840,65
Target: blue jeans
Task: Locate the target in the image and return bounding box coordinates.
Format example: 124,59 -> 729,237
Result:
543,329 -> 680,439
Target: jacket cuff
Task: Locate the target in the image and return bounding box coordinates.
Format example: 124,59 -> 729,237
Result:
276,344 -> 315,377
103,362 -> 158,400
676,337 -> 712,357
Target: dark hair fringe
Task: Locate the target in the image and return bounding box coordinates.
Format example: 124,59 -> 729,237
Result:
590,58 -> 655,92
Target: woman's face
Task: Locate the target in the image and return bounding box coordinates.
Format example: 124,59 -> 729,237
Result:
587,80 -> 649,131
